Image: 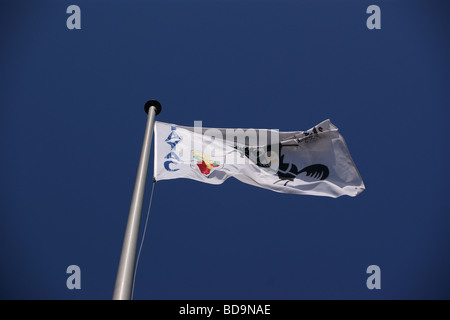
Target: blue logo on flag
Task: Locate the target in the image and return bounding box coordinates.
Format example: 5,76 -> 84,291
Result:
164,126 -> 181,172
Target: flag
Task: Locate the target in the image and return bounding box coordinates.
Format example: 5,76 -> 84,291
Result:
153,120 -> 365,198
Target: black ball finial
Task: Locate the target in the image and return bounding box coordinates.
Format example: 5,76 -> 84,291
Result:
144,100 -> 162,115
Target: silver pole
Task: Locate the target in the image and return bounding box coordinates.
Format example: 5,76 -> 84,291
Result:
113,100 -> 161,300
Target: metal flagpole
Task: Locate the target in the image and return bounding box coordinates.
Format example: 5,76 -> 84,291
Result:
113,100 -> 161,300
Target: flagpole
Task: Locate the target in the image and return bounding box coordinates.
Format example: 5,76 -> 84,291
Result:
113,100 -> 161,300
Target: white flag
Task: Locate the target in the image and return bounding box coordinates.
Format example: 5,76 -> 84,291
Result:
153,120 -> 365,198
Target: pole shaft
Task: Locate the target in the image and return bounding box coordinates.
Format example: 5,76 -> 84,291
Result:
113,106 -> 158,300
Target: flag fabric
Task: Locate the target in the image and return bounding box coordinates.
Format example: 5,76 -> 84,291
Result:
153,120 -> 365,198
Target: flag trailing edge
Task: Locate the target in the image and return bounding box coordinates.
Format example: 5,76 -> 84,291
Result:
154,119 -> 365,198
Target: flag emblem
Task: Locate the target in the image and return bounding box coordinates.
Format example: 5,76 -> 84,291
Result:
191,151 -> 223,177
163,126 -> 182,172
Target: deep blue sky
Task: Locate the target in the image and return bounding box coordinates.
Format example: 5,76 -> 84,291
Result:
1,0 -> 449,299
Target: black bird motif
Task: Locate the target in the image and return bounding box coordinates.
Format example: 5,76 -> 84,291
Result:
274,154 -> 329,186
234,143 -> 330,186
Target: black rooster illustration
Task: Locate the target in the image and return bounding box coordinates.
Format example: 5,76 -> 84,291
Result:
234,143 -> 329,186
275,154 -> 329,186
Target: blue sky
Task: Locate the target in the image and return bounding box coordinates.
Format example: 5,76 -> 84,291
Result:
1,0 -> 449,299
